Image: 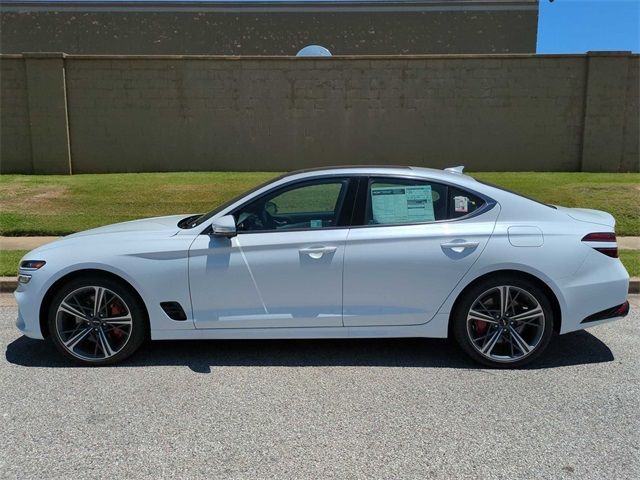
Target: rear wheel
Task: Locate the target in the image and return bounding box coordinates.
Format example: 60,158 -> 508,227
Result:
452,275 -> 554,368
48,276 -> 148,366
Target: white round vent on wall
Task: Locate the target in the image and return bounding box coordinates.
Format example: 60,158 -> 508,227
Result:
296,45 -> 332,57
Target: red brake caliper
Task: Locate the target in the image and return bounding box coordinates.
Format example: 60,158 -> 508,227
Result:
108,303 -> 126,340
475,320 -> 488,336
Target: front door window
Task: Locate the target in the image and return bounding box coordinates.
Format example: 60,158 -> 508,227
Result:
234,179 -> 349,232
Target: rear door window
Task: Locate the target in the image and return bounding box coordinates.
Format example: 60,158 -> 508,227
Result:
366,179 -> 448,225
365,178 -> 486,226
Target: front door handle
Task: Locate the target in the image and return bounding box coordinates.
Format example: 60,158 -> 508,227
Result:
299,246 -> 337,259
441,241 -> 479,252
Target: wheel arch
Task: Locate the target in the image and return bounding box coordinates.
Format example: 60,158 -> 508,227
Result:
39,268 -> 149,338
447,269 -> 563,337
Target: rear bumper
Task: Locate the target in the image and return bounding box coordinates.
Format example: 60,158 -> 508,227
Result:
581,301 -> 630,324
557,251 -> 630,334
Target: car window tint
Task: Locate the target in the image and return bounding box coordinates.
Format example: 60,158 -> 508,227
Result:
234,179 -> 348,232
274,183 -> 342,214
367,179 -> 448,225
448,187 -> 485,219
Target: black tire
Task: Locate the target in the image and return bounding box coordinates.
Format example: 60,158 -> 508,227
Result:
452,274 -> 554,368
48,275 -> 148,366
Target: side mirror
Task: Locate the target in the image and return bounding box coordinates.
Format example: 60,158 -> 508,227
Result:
211,215 -> 237,237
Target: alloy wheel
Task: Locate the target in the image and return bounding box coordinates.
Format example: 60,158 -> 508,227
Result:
466,285 -> 545,363
55,286 -> 133,361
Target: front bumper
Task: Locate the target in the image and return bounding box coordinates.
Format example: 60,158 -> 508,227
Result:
14,278 -> 46,340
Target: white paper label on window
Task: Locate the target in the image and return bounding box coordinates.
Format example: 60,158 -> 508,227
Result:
310,219 -> 323,228
454,196 -> 469,213
371,185 -> 435,224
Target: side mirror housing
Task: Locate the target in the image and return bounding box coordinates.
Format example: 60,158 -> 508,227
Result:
211,215 -> 237,237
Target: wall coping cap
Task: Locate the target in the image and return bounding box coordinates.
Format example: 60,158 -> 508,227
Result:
3,52 -> 638,61
0,0 -> 539,13
22,52 -> 67,59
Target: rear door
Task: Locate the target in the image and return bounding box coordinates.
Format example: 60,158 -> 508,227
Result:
343,176 -> 499,327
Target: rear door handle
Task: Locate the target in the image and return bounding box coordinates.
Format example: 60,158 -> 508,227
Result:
441,241 -> 479,251
299,246 -> 337,259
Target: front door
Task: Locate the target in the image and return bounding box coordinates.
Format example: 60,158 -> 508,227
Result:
189,177 -> 355,329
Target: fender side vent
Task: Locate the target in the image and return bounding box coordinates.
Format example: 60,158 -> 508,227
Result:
160,302 -> 187,321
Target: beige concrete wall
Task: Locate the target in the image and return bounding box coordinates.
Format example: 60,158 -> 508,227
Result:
1,53 -> 638,174
0,1 -> 538,56
623,57 -> 640,172
582,55 -> 640,172
0,57 -> 32,173
23,53 -> 72,174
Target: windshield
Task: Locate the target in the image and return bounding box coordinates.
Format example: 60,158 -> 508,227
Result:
184,173 -> 287,229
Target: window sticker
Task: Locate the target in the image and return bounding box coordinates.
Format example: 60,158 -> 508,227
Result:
371,185 -> 435,224
310,219 -> 323,228
454,196 -> 469,213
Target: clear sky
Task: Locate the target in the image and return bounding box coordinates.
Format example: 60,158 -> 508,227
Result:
537,0 -> 640,53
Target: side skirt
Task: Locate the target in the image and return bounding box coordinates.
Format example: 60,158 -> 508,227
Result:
151,313 -> 450,340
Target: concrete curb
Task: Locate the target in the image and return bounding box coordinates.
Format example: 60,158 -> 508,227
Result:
0,278 -> 18,293
2,276 -> 638,294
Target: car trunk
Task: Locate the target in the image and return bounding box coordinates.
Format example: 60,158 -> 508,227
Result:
554,206 -> 616,229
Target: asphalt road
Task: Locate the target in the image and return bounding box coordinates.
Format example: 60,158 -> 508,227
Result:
1,294 -> 639,480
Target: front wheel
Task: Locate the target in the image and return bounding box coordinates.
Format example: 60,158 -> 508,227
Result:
48,276 -> 148,366
452,275 -> 554,368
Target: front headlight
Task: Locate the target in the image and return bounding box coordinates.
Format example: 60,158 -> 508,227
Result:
19,260 -> 46,270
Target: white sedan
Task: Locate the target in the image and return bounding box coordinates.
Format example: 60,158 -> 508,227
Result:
15,166 -> 630,367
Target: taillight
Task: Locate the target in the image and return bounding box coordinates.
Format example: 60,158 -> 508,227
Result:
582,232 -> 616,242
581,232 -> 618,258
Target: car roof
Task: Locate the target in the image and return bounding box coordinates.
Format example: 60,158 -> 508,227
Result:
283,165 -> 477,184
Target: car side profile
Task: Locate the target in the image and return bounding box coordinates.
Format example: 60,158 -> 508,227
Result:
15,166 -> 630,367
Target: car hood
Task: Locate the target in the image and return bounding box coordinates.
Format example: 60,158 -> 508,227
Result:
555,206 -> 616,228
63,214 -> 191,239
29,214 -> 194,255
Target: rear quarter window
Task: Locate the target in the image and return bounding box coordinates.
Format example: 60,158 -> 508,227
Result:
448,187 -> 485,219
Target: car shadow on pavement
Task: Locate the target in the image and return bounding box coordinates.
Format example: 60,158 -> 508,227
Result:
5,330 -> 613,372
